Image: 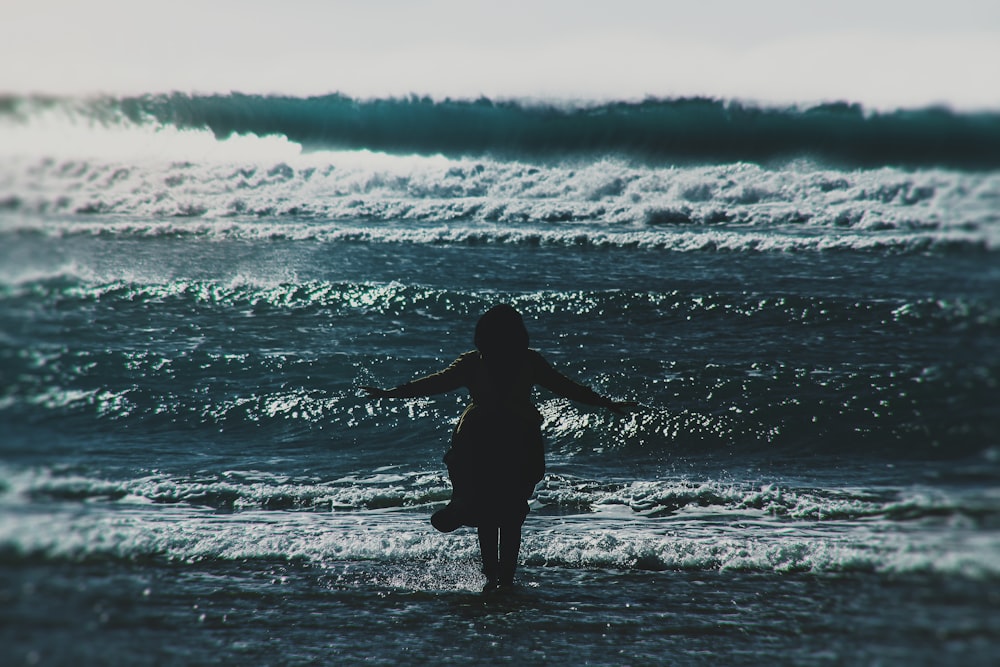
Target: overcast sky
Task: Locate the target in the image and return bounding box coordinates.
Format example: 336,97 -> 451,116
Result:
3,0 -> 999,108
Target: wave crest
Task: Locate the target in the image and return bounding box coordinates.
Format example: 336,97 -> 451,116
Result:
6,94 -> 1000,169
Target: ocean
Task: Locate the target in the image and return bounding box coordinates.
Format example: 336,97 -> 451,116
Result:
1,93 -> 999,665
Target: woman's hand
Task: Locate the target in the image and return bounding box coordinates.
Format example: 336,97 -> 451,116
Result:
605,400 -> 638,415
359,386 -> 391,399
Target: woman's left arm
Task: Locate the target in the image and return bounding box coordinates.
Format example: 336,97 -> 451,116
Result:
532,351 -> 635,414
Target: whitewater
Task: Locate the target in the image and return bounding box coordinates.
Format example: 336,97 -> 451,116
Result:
2,93 -> 999,665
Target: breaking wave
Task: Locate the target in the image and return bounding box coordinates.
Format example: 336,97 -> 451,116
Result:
6,93 -> 1000,169
1,466 -> 997,579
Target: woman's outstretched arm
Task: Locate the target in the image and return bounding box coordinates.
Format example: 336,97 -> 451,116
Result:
360,354 -> 469,400
531,351 -> 635,414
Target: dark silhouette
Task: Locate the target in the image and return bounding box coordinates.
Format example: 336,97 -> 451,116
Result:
362,305 -> 633,592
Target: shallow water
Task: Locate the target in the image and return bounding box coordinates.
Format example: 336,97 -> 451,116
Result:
4,560 -> 998,666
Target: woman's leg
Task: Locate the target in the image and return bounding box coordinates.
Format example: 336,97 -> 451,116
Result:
498,521 -> 522,586
477,525 -> 500,585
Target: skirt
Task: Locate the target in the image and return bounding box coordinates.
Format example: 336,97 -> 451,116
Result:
439,405 -> 544,528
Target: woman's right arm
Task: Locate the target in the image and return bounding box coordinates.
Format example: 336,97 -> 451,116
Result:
361,354 -> 470,399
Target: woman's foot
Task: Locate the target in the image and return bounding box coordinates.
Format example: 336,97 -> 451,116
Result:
482,575 -> 515,594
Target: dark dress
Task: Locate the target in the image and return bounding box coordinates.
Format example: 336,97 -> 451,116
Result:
389,349 -> 610,526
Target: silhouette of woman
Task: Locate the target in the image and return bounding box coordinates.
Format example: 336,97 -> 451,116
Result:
361,304 -> 632,591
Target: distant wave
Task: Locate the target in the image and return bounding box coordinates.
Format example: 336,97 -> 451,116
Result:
6,277 -> 997,334
2,218 -> 991,255
2,148 -> 997,253
2,277 -> 996,458
5,93 -> 1000,169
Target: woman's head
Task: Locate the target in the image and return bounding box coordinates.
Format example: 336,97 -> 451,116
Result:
474,304 -> 529,357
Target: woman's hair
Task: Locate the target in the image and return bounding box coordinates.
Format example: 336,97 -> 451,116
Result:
474,304 -> 529,358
